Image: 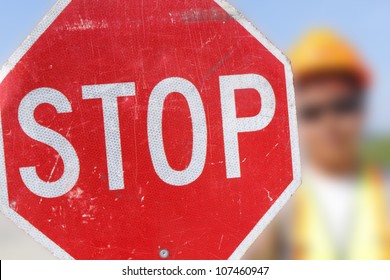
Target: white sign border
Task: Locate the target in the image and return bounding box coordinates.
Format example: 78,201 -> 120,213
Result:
0,0 -> 301,260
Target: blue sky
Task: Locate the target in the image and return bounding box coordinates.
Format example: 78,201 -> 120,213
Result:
0,0 -> 389,135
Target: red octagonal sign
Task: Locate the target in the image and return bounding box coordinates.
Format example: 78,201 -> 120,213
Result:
0,0 -> 300,259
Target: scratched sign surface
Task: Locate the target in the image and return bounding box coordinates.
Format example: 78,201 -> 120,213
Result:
0,0 -> 300,259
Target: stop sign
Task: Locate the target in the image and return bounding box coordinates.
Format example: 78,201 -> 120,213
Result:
0,0 -> 300,259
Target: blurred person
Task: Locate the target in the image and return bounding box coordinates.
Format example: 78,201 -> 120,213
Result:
244,29 -> 390,260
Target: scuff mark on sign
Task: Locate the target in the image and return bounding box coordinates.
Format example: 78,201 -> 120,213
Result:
9,201 -> 17,211
265,143 -> 280,158
179,7 -> 233,23
47,154 -> 61,183
56,17 -> 109,32
218,234 -> 224,250
264,188 -> 274,202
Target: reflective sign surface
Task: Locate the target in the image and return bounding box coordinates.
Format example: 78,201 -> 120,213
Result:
0,0 -> 300,259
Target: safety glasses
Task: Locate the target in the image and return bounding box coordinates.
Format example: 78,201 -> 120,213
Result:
298,95 -> 364,122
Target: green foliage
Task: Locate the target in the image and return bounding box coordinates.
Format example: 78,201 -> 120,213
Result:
363,136 -> 390,167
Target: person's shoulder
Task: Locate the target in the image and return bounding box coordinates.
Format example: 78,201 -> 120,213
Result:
380,167 -> 390,186
377,167 -> 390,211
381,168 -> 390,216
366,165 -> 390,184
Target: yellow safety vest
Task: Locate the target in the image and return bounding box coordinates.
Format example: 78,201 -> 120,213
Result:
292,168 -> 390,260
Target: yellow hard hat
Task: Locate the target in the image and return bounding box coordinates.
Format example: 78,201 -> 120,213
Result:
289,28 -> 370,89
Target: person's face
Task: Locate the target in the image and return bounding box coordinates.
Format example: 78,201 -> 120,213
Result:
296,76 -> 365,172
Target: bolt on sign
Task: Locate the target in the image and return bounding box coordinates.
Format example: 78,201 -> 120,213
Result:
0,0 -> 300,260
